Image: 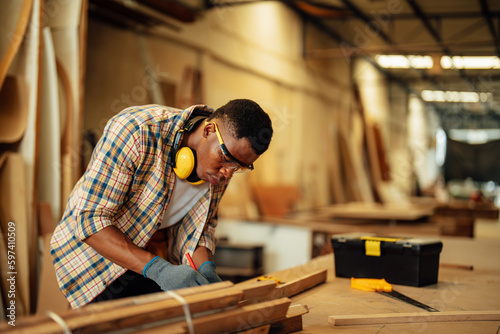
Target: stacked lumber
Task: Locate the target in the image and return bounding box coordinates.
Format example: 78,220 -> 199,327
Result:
0,269 -> 326,334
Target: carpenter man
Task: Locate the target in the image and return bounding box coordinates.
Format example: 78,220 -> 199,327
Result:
51,99 -> 273,308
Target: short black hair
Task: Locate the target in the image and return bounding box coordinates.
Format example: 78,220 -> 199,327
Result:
208,99 -> 273,155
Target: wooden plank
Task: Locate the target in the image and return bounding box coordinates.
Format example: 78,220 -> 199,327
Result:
135,297 -> 292,334
239,269 -> 327,304
285,304 -> 309,318
1,287 -> 244,333
269,314 -> 302,334
3,281 -> 292,333
51,9 -> 82,188
269,304 -> 309,334
46,0 -> 82,28
325,123 -> 345,204
347,101 -> 375,203
38,27 -> 61,220
328,310 -> 500,326
11,0 -> 42,314
82,281 -> 234,313
237,279 -> 277,300
77,0 -> 88,178
192,297 -> 291,334
0,0 -> 33,90
274,270 -> 327,298
240,325 -> 271,334
338,127 -> 363,202
12,281 -> 235,329
56,56 -> 74,215
0,222 -> 25,320
0,153 -> 29,315
0,75 -> 28,143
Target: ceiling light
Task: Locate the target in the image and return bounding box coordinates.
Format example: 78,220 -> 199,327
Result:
375,55 -> 433,69
441,56 -> 500,69
421,90 -> 492,103
449,129 -> 500,144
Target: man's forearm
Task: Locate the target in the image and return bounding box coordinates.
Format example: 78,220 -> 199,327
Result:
84,225 -> 155,274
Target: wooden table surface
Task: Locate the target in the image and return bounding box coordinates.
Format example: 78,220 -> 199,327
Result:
265,236 -> 500,333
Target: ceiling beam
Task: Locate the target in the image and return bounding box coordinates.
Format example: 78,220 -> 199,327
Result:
339,0 -> 394,45
478,0 -> 500,57
405,0 -> 478,92
283,1 -> 420,97
405,0 -> 447,52
305,40 -> 495,57
319,11 -> 500,21
336,0 -> 442,89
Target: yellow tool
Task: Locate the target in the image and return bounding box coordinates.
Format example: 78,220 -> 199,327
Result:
351,277 -> 439,312
257,275 -> 284,285
350,277 -> 392,292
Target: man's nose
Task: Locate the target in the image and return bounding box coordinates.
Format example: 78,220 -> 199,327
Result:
220,167 -> 235,179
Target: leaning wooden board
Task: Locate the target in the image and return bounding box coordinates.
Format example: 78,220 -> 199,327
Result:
13,0 -> 41,315
38,27 -> 61,222
275,236 -> 500,333
0,0 -> 33,91
0,153 -> 29,316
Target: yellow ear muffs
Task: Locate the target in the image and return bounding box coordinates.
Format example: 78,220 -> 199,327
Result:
174,147 -> 195,180
173,147 -> 205,184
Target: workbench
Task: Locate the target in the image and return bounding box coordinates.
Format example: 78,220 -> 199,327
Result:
263,236 -> 500,333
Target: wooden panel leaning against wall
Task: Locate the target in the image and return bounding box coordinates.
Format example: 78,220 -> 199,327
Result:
0,0 -> 88,318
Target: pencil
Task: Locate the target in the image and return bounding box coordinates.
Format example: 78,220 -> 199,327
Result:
186,253 -> 197,271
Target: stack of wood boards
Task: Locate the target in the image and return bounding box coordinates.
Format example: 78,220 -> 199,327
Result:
0,269 -> 327,333
314,202 -> 435,222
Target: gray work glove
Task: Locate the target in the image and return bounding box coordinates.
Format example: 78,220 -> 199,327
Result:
198,261 -> 222,283
143,256 -> 209,291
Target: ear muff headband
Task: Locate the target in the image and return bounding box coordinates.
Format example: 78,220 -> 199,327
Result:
169,112 -> 210,184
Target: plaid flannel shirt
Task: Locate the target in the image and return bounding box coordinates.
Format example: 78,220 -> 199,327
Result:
50,104 -> 227,309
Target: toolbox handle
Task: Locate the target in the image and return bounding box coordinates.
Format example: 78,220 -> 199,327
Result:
361,236 -> 403,242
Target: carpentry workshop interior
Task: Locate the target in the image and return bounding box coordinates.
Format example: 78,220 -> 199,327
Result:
1,0 -> 500,332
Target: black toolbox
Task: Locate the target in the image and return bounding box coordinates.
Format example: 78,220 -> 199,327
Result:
331,233 -> 443,287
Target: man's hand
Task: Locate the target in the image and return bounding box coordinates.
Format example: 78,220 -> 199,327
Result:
198,261 -> 222,283
144,256 -> 209,290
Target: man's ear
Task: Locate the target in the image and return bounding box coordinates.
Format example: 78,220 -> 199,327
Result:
202,121 -> 215,138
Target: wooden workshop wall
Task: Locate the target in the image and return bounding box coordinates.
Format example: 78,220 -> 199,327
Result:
83,2 -> 353,216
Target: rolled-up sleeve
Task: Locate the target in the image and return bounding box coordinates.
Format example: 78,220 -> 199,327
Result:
74,115 -> 140,241
197,213 -> 218,253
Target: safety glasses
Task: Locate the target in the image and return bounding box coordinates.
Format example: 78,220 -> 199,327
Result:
211,122 -> 254,173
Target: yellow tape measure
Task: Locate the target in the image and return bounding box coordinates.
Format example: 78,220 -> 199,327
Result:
257,275 -> 284,285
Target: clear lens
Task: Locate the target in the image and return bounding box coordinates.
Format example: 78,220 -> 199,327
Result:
233,167 -> 251,174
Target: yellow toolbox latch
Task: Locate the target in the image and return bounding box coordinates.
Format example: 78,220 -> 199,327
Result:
364,240 -> 381,256
361,236 -> 402,257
